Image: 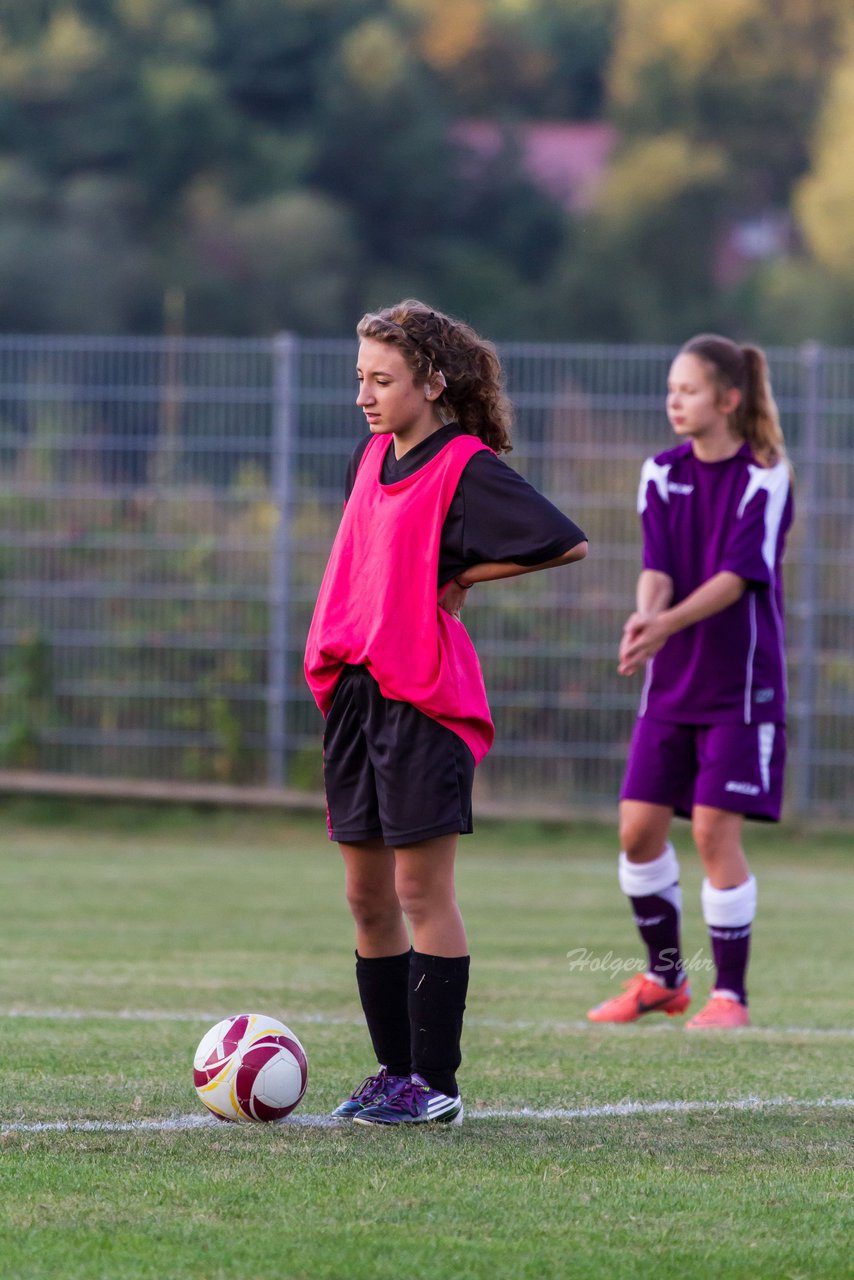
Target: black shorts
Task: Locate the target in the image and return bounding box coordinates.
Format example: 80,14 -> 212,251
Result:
322,665 -> 475,847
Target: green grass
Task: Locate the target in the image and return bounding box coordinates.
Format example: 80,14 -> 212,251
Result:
0,802 -> 851,1279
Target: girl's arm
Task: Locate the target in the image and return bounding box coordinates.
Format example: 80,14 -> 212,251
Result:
440,544 -> 587,618
617,569 -> 673,674
633,568 -> 674,616
438,452 -> 588,615
618,570 -> 746,676
454,542 -> 588,588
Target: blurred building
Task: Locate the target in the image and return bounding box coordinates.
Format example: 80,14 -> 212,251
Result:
452,120 -> 618,213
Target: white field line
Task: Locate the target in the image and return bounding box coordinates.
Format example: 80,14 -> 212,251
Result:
2,1007 -> 854,1039
2,1097 -> 853,1135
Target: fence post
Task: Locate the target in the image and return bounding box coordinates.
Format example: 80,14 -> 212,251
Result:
267,333 -> 298,788
793,341 -> 821,818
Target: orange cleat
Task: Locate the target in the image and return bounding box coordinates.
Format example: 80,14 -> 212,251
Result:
685,992 -> 750,1030
587,973 -> 691,1023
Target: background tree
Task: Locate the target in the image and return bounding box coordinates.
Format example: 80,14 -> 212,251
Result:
0,0 -> 852,342
568,0 -> 848,341
795,19 -> 854,282
406,0 -> 618,120
0,0 -> 580,336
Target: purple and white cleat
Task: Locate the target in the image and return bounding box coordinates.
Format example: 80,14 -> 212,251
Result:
331,1067 -> 408,1120
353,1073 -> 464,1127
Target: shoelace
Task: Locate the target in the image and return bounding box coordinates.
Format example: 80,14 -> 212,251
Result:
351,1071 -> 388,1103
383,1079 -> 427,1116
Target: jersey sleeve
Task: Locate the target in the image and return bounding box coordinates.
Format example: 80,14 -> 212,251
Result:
638,458 -> 675,577
456,451 -> 586,567
719,461 -> 793,587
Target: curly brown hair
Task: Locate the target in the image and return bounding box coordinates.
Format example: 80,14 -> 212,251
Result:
356,299 -> 513,453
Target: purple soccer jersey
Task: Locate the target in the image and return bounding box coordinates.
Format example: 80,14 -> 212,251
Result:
635,441 -> 793,726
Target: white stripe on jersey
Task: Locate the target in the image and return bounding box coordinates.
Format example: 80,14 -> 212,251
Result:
737,461 -> 790,723
758,723 -> 775,792
637,458 -> 671,514
736,460 -> 791,574
638,657 -> 654,718
744,592 -> 757,724
769,572 -> 788,707
636,460 -> 668,718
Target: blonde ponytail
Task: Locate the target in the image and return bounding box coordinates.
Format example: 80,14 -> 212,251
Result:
680,334 -> 791,472
739,345 -> 787,469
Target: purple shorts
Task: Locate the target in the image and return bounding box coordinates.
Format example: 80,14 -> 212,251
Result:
620,716 -> 786,822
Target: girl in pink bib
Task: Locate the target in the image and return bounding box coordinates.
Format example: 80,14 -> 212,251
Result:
305,300 -> 587,1126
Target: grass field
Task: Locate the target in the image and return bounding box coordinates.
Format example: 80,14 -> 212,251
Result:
0,800 -> 851,1280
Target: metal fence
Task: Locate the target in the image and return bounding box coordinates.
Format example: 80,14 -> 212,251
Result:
0,335 -> 851,820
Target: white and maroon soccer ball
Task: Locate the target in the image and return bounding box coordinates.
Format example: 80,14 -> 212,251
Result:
193,1014 -> 308,1122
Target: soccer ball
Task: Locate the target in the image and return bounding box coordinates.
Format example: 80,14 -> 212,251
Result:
193,1013 -> 308,1122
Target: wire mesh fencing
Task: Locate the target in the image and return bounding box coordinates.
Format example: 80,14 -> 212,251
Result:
0,334 -> 850,820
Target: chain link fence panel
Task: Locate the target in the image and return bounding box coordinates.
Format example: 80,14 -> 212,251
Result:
0,335 -> 849,819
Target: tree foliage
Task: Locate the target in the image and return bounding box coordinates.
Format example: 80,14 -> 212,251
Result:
795,19 -> 854,279
566,0 -> 853,341
610,0 -> 842,201
0,0 -> 852,341
0,0 -> 607,336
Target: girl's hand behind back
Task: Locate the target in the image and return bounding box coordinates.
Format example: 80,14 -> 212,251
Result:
439,581 -> 470,619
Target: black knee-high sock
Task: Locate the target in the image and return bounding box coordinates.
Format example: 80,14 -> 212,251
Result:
619,845 -> 684,989
355,950 -> 412,1077
409,951 -> 469,1097
701,876 -> 757,1006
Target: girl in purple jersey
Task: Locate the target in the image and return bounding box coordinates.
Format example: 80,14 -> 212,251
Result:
306,300 -> 587,1124
588,334 -> 793,1030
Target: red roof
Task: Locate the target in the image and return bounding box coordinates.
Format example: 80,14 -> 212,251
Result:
452,120 -> 618,211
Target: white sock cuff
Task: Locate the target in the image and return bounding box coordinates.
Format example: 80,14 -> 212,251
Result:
618,842 -> 679,898
701,875 -> 757,928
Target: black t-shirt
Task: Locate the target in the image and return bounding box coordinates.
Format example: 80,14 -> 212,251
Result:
345,423 -> 587,584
